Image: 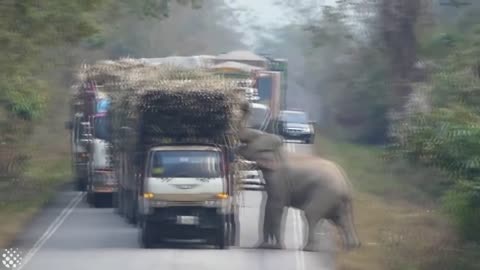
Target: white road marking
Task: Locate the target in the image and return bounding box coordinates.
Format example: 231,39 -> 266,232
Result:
17,192 -> 85,270
286,142 -> 306,270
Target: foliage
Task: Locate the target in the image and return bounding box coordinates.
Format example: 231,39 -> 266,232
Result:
388,14 -> 480,242
304,4 -> 390,144
0,0 -> 108,121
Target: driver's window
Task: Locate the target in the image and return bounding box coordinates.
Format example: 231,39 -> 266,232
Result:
151,153 -> 164,177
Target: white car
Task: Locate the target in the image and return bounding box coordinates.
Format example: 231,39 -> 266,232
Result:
238,159 -> 265,191
237,102 -> 270,191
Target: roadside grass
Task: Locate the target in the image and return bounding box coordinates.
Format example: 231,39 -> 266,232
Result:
0,153 -> 71,249
0,77 -> 72,249
313,134 -> 480,270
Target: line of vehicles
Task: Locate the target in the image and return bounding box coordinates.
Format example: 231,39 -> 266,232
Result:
65,51 -> 315,248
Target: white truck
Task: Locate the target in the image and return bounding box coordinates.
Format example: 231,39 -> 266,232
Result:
66,83 -> 117,207
96,59 -> 244,248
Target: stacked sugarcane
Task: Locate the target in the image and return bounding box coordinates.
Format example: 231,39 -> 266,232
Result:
72,57 -> 250,168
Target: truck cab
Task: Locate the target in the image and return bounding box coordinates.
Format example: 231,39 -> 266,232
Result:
139,144 -> 234,249
85,111 -> 117,207
67,93 -> 117,208
238,102 -> 270,191
66,112 -> 90,191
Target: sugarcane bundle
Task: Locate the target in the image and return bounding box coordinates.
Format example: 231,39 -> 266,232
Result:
73,58 -> 250,164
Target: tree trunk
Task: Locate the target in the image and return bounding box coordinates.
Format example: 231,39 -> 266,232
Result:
381,0 -> 421,141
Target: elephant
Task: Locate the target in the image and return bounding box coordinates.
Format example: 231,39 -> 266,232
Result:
236,127 -> 361,252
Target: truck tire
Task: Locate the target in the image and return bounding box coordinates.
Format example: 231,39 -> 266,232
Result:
92,194 -> 102,208
86,189 -> 93,206
140,220 -> 155,249
119,189 -> 126,217
76,177 -> 86,191
115,189 -> 124,216
215,216 -> 227,249
112,192 -> 119,213
126,191 -> 138,225
228,214 -> 238,246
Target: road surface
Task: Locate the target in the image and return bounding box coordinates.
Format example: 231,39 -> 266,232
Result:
8,142 -> 337,270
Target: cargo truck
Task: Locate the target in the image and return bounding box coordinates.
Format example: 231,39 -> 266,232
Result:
90,59 -> 244,248
66,80 -> 118,207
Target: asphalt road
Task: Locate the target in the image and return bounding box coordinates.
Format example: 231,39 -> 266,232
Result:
8,142 -> 337,270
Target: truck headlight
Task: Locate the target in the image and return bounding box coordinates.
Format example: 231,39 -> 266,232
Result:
143,192 -> 154,199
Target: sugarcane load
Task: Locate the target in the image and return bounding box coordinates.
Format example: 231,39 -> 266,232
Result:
74,57 -> 248,249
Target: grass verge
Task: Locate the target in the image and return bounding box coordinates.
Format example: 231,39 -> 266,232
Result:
0,156 -> 71,249
314,134 -> 480,270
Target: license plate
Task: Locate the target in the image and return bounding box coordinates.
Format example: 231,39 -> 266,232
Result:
176,216 -> 199,225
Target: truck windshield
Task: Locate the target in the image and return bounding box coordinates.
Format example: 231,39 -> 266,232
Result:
280,111 -> 308,124
150,150 -> 222,178
94,116 -> 109,141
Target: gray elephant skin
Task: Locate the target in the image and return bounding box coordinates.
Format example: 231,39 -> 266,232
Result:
237,128 -> 361,252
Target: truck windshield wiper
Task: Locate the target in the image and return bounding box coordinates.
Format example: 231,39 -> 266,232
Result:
171,173 -> 193,178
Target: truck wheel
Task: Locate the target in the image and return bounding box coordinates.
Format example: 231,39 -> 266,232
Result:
86,190 -> 93,205
228,214 -> 238,246
112,192 -> 119,212
126,191 -> 138,225
76,178 -> 86,191
140,220 -> 155,249
118,189 -> 125,217
215,217 -> 227,249
92,194 -> 102,208
117,188 -> 124,216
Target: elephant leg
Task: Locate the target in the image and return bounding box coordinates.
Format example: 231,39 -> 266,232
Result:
302,198 -> 334,252
257,205 -> 285,249
271,206 -> 286,249
256,195 -> 274,247
333,199 -> 361,250
302,210 -> 323,252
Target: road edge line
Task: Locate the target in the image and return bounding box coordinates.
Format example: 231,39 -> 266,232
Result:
17,192 -> 85,270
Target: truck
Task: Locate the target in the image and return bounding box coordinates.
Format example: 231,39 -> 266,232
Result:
66,92 -> 90,192
266,58 -> 288,111
209,51 -> 283,126
253,70 -> 282,133
66,80 -> 118,207
87,59 -> 244,249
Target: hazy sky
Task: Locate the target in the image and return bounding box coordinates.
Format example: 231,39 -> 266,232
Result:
226,0 -> 336,47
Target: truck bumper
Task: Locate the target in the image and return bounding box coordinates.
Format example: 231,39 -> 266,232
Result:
92,170 -> 118,194
281,132 -> 313,142
144,206 -> 224,240
75,163 -> 88,179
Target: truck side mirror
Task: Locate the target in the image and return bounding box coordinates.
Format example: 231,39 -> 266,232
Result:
65,121 -> 73,130
308,120 -> 316,125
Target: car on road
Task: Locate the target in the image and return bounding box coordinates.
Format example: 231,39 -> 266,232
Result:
276,110 -> 315,144
238,159 -> 264,191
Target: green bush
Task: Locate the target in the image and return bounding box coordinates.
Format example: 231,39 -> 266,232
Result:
1,76 -> 47,121
443,181 -> 480,242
